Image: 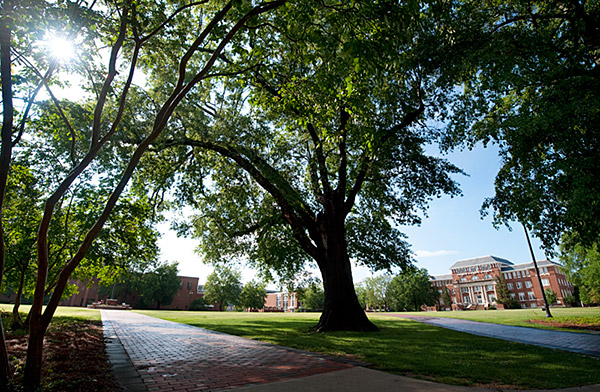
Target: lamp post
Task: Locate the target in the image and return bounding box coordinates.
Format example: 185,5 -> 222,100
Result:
522,223 -> 552,318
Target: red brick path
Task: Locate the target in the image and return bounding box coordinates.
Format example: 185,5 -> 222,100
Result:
102,310 -> 352,391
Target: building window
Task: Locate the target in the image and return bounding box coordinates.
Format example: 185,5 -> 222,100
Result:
283,294 -> 289,310
507,283 -> 514,290
460,277 -> 467,282
516,282 -> 523,289
472,276 -> 480,281
486,285 -> 493,291
461,287 -> 469,293
474,286 -> 481,292
541,279 -> 550,286
276,294 -> 282,309
528,292 -> 535,300
484,274 -> 492,280
518,292 -> 526,301
525,281 -> 532,288
526,270 -> 531,277
510,293 -> 516,299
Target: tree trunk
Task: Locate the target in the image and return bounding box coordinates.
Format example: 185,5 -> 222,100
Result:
0,1 -> 14,387
23,320 -> 46,391
313,210 -> 378,332
11,264 -> 27,325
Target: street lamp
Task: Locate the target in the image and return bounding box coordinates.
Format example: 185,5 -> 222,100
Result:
522,223 -> 552,318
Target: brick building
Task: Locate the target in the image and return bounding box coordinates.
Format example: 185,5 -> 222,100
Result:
262,291 -> 299,312
431,255 -> 574,310
58,275 -> 211,310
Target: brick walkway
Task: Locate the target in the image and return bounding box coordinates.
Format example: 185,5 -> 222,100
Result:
101,310 -> 353,392
393,314 -> 600,357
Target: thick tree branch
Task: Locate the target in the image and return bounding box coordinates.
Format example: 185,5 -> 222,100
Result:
91,7 -> 129,146
12,63 -> 56,147
335,107 -> 349,199
140,0 -> 210,43
165,137 -> 320,260
344,100 -> 425,215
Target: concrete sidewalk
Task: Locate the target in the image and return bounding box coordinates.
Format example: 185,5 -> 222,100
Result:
102,310 -> 600,392
391,314 -> 600,357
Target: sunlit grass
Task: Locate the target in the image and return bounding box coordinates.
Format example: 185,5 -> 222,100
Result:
385,307 -> 600,332
0,304 -> 101,321
135,310 -> 600,389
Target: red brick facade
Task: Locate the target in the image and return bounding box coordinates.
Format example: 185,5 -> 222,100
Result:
431,255 -> 574,310
262,291 -> 299,312
58,276 -> 211,310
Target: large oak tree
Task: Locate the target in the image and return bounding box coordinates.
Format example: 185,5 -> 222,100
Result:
152,1 -> 463,331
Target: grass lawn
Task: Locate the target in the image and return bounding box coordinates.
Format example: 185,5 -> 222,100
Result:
135,310 -> 600,389
0,304 -> 101,321
383,307 -> 600,332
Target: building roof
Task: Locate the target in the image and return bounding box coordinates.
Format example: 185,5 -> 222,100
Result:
450,255 -> 513,270
501,259 -> 562,271
431,274 -> 453,281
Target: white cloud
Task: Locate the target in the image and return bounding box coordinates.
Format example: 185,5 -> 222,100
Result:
414,250 -> 458,258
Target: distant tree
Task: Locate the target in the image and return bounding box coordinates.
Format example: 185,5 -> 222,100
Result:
238,280 -> 267,311
354,283 -> 368,310
494,275 -> 520,309
544,289 -> 558,306
361,275 -> 393,311
203,266 -> 242,311
301,281 -> 324,312
560,239 -> 600,305
2,162 -> 40,324
189,298 -> 209,311
138,263 -> 180,309
388,269 -> 438,312
563,293 -> 578,307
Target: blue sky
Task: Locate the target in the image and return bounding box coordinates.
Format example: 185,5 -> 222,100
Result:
159,143 -> 548,285
395,143 -> 547,278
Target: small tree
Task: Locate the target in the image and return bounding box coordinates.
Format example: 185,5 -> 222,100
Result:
302,281 -> 324,312
494,275 -> 520,309
560,239 -> 600,305
189,298 -> 209,311
203,266 -> 242,311
139,263 -> 180,309
361,275 -> 393,311
388,268 -> 439,312
238,280 -> 267,311
544,289 -> 558,306
354,283 -> 368,310
441,287 -> 453,309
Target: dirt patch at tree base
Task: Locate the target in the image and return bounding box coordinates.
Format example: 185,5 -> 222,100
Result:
5,318 -> 123,392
